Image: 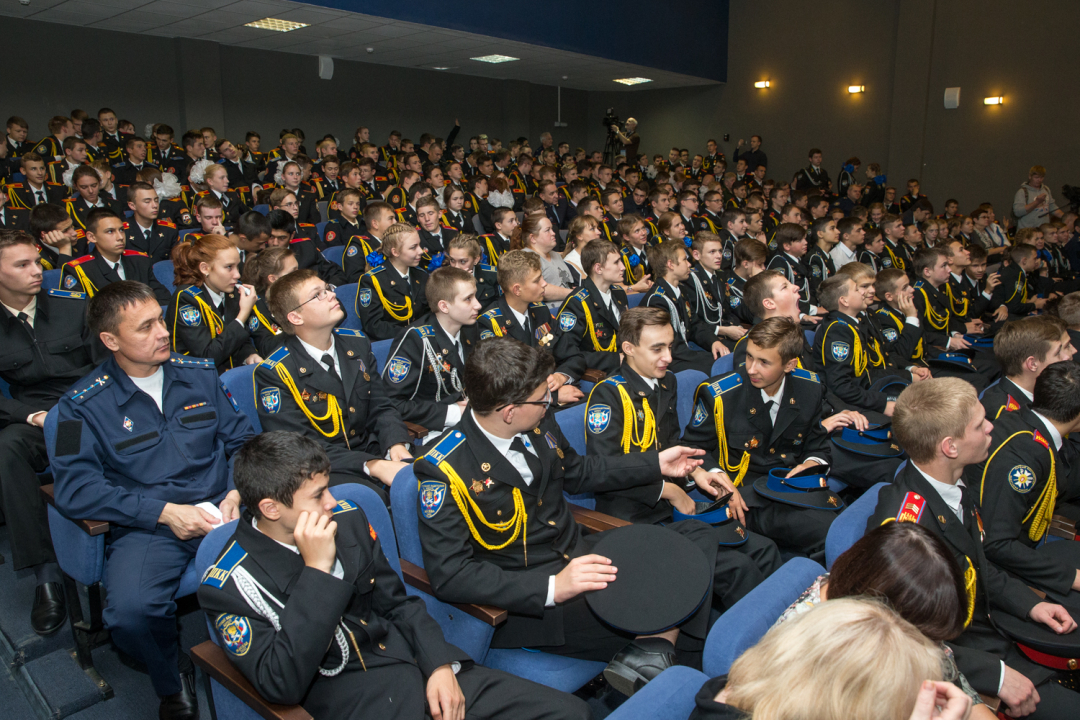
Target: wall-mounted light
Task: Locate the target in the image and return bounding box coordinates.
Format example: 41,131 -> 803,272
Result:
984,96 -> 1004,105
848,85 -> 865,94
754,80 -> 770,89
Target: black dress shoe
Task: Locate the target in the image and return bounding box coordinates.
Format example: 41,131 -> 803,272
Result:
159,654 -> 199,720
603,637 -> 677,697
31,582 -> 66,636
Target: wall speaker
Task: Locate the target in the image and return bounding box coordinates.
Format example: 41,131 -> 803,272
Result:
318,55 -> 334,81
944,87 -> 960,109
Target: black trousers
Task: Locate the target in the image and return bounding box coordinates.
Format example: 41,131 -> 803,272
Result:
741,483 -> 836,562
0,423 -> 54,570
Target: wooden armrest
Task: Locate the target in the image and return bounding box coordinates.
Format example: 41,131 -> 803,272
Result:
39,484 -> 110,537
570,505 -> 630,533
400,559 -> 507,626
404,422 -> 429,441
978,693 -> 1001,711
581,369 -> 607,384
190,640 -> 313,720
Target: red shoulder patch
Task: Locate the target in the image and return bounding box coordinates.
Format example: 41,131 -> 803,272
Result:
896,491 -> 926,524
1006,395 -> 1021,412
157,220 -> 176,228
122,249 -> 149,257
298,223 -> 314,228
1033,430 -> 1050,449
289,237 -> 309,244
68,255 -> 94,265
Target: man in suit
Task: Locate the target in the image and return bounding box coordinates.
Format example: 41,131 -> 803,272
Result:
869,378 -> 1080,718
59,209 -> 171,303
257,269 -> 413,503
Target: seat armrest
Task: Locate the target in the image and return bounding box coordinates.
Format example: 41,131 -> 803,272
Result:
39,484 -> 110,537
569,505 -> 630,533
1049,514 -> 1077,540
400,559 -> 507,626
189,641 -> 313,720
581,369 -> 607,384
405,422 -> 429,440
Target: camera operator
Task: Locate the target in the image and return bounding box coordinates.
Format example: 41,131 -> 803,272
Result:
610,117 -> 640,160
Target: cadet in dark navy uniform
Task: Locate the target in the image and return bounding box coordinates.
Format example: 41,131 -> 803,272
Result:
414,338 -> 769,696
7,154 -> 66,210
585,308 -> 781,573
993,244 -> 1049,319
682,318 -> 840,561
51,281 -> 254,720
966,363 -> 1080,600
415,196 -> 458,271
0,197 -> 30,232
767,223 -> 822,317
59,209 -> 171,303
477,251 -> 585,402
257,270 -> 413,503
265,209 -> 346,286
125,182 -> 180,264
445,234 -> 500,309
111,137 -> 156,188
686,234 -> 748,347
0,230 -> 97,636
64,166 -> 127,238
553,240 -> 629,378
356,223 -> 430,341
342,201 -> 396,283
981,317 -> 1074,423
383,268 -> 480,438
201,431 -> 588,720
869,378 -> 1080,718
168,234 -> 260,373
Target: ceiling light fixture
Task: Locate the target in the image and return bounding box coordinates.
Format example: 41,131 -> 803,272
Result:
754,80 -> 770,88
614,77 -> 652,86
471,54 -> 519,64
984,96 -> 1004,105
848,85 -> 865,93
244,17 -> 309,32
433,66 -> 450,70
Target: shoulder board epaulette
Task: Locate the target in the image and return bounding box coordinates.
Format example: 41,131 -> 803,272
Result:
332,327 -> 365,338
122,222 -> 131,229
332,499 -> 357,515
298,223 -> 315,228
410,325 -> 435,338
913,280 -> 925,289
63,197 -> 76,204
702,372 -> 742,398
601,374 -> 626,385
620,245 -> 631,254
47,288 -> 87,299
654,285 -> 666,295
529,301 -> 546,309
481,307 -> 502,319
260,346 -> 290,369
790,368 -> 821,384
201,541 -> 247,588
6,183 -> 23,189
68,255 -> 94,266
289,236 -> 310,244
423,429 -> 468,464
122,249 -> 149,257
169,355 -> 215,369
157,219 -> 176,228
363,265 -> 385,277
46,181 -> 63,187
896,491 -> 926,524
573,287 -> 590,300
196,190 -> 209,197
478,264 -> 495,272
181,286 -> 201,300
1005,395 -> 1021,412
1033,430 -> 1050,449
70,374 -> 113,403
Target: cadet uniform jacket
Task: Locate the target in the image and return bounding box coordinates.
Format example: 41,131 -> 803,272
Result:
472,264 -> 500,309
245,297 -> 286,359
948,273 -> 991,321
112,161 -> 158,189
255,332 -> 411,477
981,377 -> 1030,421
168,284 -> 258,373
806,245 -> 835,300
413,411 -> 662,648
60,249 -> 171,303
342,234 -> 382,284
991,264 -> 1037,317
619,244 -> 650,286
643,279 -> 718,355
552,279 -> 627,378
872,305 -> 925,366
478,297 -> 585,383
382,318 -> 479,431
322,218 -> 366,249
0,287 -> 96,425
814,312 -> 895,413
356,264 -> 429,342
687,265 -> 729,328
912,280 -> 965,348
289,235 -> 346,286
6,181 -> 66,209
869,463 -> 1050,694
198,506 -> 470,716
125,219 -> 179,265
0,206 -> 30,231
64,196 -> 127,237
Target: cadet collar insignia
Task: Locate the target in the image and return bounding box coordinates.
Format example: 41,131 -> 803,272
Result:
587,404 -> 612,434
332,499 -> 357,514
47,288 -> 87,299
260,387 -> 281,414
216,614 -> 252,657
202,541 -> 247,588
896,492 -> 926,524
420,480 -> 447,518
1008,465 -> 1036,494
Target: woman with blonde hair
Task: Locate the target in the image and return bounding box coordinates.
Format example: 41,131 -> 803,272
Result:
168,234 -> 261,372
692,598 -> 967,720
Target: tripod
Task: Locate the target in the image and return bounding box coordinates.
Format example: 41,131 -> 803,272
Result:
603,129 -> 621,168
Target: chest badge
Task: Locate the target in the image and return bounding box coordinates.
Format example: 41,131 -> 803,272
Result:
122,416 -> 134,432
470,479 -> 485,495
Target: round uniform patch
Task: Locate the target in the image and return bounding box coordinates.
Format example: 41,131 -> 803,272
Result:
358,289 -> 372,308
387,356 -> 411,383
346,245 -> 359,256
180,305 -> 202,326
63,273 -> 78,289
882,258 -> 893,268
692,400 -> 709,427
420,480 -> 446,519
216,614 -> 252,656
722,247 -> 732,259
326,230 -> 336,243
480,330 -> 495,340
247,315 -> 259,332
587,404 -> 612,434
883,327 -> 898,342
830,341 -> 850,362
558,312 -> 576,332
260,387 -> 281,413
730,295 -> 741,308
811,265 -> 822,278
1008,465 -> 1036,494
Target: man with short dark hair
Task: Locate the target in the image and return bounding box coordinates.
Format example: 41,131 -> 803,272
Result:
734,135 -> 766,173
982,316 -> 1075,420
992,244 -> 1048,318
60,209 -> 170,302
52,281 -> 255,719
792,148 -> 829,193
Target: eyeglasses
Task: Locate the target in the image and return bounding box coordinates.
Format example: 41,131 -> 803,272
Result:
289,284 -> 337,313
496,389 -> 552,412
280,200 -> 299,209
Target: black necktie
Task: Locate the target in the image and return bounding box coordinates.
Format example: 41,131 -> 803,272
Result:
35,190 -> 45,204
510,436 -> 542,483
522,314 -> 531,337
17,312 -> 34,339
763,400 -> 775,424
454,340 -> 463,363
322,353 -> 339,381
